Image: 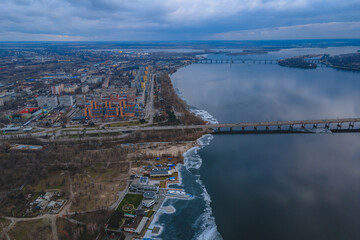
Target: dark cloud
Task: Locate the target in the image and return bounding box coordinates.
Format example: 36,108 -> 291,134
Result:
0,0 -> 359,40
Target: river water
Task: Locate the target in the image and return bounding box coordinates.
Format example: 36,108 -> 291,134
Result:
148,46 -> 360,240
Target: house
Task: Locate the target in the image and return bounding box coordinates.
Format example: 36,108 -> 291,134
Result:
47,201 -> 56,209
123,216 -> 148,234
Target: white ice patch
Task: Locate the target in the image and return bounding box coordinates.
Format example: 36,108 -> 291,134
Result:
183,134 -> 223,240
191,108 -> 219,124
194,178 -> 223,240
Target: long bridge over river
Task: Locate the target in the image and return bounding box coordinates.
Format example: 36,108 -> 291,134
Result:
195,58 -> 324,65
2,117 -> 360,141
196,58 -> 279,64
50,117 -> 360,139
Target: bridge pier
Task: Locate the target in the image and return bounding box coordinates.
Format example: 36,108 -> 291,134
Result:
242,127 -> 245,131
337,123 -> 342,129
289,125 -> 293,130
325,123 -> 330,129
278,125 -> 281,130
230,127 -> 233,132
313,124 -> 317,128
254,126 -> 257,131
349,122 -> 354,129
301,124 -> 305,129
266,126 -> 269,131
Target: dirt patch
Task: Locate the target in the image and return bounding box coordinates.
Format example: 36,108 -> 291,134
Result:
8,219 -> 52,240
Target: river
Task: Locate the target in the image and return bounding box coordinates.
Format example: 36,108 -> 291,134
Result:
148,46 -> 360,240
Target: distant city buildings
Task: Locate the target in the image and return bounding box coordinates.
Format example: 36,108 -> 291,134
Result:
36,96 -> 58,108
51,83 -> 64,95
58,95 -> 74,107
81,85 -> 89,93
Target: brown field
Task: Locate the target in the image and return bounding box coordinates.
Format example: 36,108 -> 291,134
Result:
26,171 -> 70,193
8,219 -> 52,240
70,163 -> 129,212
0,217 -> 11,233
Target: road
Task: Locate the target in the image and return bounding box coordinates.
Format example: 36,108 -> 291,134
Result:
145,73 -> 155,124
2,117 -> 360,141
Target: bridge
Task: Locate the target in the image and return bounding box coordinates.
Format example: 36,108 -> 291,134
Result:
3,117 -> 360,141
49,117 -> 360,139
196,58 -> 326,66
196,58 -> 279,64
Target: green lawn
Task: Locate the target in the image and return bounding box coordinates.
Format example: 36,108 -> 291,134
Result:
146,210 -> 155,218
116,194 -> 143,213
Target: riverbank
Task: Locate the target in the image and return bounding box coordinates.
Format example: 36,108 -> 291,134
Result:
142,68 -> 223,239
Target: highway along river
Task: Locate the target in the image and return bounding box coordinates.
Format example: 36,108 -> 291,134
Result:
168,46 -> 360,240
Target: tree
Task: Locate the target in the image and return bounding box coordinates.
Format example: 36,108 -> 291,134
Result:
59,114 -> 69,125
108,211 -> 123,229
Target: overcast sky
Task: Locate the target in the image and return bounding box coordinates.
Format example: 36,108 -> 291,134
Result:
1,0 -> 360,41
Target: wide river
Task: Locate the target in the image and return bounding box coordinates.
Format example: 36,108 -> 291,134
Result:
169,47 -> 360,240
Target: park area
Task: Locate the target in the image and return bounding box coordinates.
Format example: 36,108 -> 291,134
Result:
116,193 -> 143,214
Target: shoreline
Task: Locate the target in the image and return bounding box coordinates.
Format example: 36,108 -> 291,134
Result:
143,65 -> 222,239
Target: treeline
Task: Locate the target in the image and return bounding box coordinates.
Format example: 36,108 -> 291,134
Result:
278,57 -> 317,69
322,53 -> 360,71
156,74 -> 206,125
127,128 -> 207,143
0,139 -> 130,214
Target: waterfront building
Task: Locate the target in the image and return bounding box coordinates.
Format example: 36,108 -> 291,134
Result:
150,168 -> 172,177
123,216 -> 148,234
129,184 -> 159,193
142,191 -> 156,208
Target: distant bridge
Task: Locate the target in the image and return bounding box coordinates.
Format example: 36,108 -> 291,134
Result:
195,58 -> 325,66
196,58 -> 279,64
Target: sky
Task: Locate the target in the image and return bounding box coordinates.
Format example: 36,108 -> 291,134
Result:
1,0 -> 360,41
